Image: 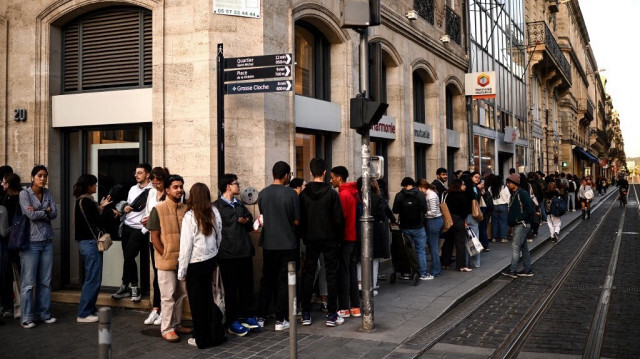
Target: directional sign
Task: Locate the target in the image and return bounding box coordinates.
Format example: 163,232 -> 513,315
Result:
225,66 -> 291,82
225,53 -> 292,69
226,80 -> 292,95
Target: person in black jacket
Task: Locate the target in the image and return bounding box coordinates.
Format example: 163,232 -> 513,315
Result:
441,179 -> 473,272
213,174 -> 257,336
431,167 -> 448,200
0,172 -> 20,318
73,174 -> 113,323
299,158 -> 344,327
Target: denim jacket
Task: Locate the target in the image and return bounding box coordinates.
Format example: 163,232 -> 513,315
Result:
19,187 -> 57,242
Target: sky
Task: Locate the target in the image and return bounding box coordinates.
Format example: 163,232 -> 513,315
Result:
580,0 -> 640,158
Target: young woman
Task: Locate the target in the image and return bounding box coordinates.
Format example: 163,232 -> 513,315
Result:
19,165 -> 57,329
463,172 -> 482,268
489,175 -> 511,243
544,182 -> 562,242
177,183 -> 226,348
73,174 -> 112,322
1,172 -> 22,318
578,177 -> 593,219
417,179 -> 443,277
442,179 -> 473,272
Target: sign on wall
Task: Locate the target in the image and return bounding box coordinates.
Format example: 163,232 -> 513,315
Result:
465,71 -> 496,99
414,122 -> 434,145
370,115 -> 396,140
213,0 -> 260,18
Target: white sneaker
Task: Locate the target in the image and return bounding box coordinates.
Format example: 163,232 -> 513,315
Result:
77,315 -> 99,323
420,274 -> 434,281
275,320 -> 290,331
187,338 -> 197,347
44,317 -> 57,324
153,314 -> 162,325
144,310 -> 160,325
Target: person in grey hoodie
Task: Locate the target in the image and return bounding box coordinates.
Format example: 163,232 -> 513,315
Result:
299,158 -> 344,327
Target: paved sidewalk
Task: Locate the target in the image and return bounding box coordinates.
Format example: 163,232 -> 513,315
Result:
0,190 -> 616,358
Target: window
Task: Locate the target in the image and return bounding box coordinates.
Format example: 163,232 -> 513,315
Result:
415,144 -> 427,180
294,22 -> 330,101
295,132 -> 332,183
413,72 -> 425,124
63,7 -> 152,93
446,87 -> 454,130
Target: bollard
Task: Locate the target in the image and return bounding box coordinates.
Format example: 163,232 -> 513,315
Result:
98,307 -> 112,359
288,261 -> 298,359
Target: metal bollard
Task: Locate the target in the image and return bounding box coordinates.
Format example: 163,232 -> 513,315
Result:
98,307 -> 112,359
288,261 -> 298,359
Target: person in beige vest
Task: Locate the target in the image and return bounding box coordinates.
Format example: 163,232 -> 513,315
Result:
146,175 -> 189,342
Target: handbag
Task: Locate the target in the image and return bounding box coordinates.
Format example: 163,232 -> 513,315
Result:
8,206 -> 30,251
212,266 -> 226,324
78,197 -> 112,252
465,226 -> 484,256
584,187 -> 594,200
472,199 -> 484,221
440,193 -> 454,233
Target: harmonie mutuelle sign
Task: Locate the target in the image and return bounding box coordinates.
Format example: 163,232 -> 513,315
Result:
465,71 -> 496,99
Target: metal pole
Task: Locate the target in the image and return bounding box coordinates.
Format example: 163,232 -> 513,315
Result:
359,27 -> 374,332
288,261 -> 297,359
217,43 -> 225,184
98,307 -> 112,359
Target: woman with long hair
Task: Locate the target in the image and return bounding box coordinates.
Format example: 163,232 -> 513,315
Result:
544,182 -> 562,242
417,179 -> 443,277
73,174 -> 112,322
442,179 -> 473,272
489,175 -> 510,243
578,177 -> 593,219
178,183 -> 226,348
18,165 -> 58,328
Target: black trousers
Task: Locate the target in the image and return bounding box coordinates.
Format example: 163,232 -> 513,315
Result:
338,241 -> 360,310
185,257 -> 226,349
149,243 -> 161,309
121,225 -> 149,288
0,240 -> 19,310
301,241 -> 339,314
257,248 -> 298,322
218,257 -> 254,326
442,215 -> 467,269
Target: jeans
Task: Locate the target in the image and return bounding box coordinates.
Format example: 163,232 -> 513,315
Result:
540,202 -> 547,222
510,224 -> 532,272
20,239 -> 53,322
567,192 -> 576,211
77,239 -> 103,318
401,227 -> 428,276
465,215 -> 481,268
426,217 -> 443,276
491,204 -> 509,239
337,242 -> 360,310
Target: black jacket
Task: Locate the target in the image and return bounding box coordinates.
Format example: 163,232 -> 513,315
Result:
392,187 -> 428,229
445,191 -> 472,219
299,182 -> 344,245
213,198 -> 255,259
432,179 -> 448,200
75,196 -> 110,241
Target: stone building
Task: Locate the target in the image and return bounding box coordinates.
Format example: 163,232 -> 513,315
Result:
0,0 -> 469,303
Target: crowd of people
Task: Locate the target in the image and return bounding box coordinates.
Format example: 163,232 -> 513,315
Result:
0,162 -> 626,349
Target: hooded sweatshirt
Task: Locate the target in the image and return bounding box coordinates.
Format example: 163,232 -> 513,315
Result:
338,182 -> 359,242
300,182 -> 344,245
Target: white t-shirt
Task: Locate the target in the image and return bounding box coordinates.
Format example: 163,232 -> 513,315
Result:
124,182 -> 152,229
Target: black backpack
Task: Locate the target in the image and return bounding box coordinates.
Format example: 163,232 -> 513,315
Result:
398,191 -> 423,227
568,181 -> 576,192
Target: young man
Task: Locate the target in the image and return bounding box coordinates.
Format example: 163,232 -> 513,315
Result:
392,177 -> 432,280
330,166 -> 361,319
256,161 -> 300,331
300,158 -> 344,327
432,167 -> 448,200
147,175 -> 190,342
213,174 -> 257,337
113,163 -> 152,301
502,173 -> 535,279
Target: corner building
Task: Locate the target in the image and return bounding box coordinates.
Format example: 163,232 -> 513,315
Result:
0,1 -> 469,301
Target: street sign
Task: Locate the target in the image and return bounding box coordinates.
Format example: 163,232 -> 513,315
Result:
225,66 -> 291,81
225,53 -> 292,69
226,80 -> 292,95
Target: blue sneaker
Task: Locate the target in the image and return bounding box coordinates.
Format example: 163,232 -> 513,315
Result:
301,312 -> 311,326
228,321 -> 250,337
325,313 -> 344,327
242,317 -> 261,330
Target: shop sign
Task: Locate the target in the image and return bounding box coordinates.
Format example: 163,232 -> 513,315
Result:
414,122 -> 433,145
465,71 -> 496,99
503,126 -> 519,143
370,115 -> 396,140
213,0 -> 260,18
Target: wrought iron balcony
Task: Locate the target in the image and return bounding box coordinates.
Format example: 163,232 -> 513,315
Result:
527,21 -> 571,84
415,0 -> 434,25
446,6 -> 461,45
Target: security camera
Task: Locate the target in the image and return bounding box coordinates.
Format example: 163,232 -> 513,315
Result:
406,10 -> 418,21
440,35 -> 450,44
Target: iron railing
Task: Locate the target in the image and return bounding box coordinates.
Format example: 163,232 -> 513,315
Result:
415,0 -> 434,25
527,21 -> 571,84
446,6 -> 461,44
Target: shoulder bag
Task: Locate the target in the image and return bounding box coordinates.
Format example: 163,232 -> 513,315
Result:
465,225 -> 484,256
212,266 -> 226,324
440,193 -> 454,233
78,197 -> 112,252
471,198 -> 484,221
8,205 -> 30,251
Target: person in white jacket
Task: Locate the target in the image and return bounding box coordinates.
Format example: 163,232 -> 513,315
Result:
178,183 -> 225,348
488,176 -> 511,243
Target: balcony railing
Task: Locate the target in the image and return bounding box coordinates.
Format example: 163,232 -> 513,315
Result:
415,0 -> 434,25
527,21 -> 571,84
446,6 -> 461,45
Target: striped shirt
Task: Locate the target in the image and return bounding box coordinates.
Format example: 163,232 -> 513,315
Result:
19,187 -> 57,242
425,189 -> 442,218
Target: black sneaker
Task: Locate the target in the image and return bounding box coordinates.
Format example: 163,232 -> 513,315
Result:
516,269 -> 534,277
552,233 -> 559,243
112,284 -> 131,299
131,285 -> 141,302
501,270 -> 518,279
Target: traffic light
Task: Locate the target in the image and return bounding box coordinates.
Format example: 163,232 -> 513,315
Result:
350,96 -> 389,135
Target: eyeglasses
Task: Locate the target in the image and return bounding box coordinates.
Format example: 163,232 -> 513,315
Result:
231,182 -> 240,186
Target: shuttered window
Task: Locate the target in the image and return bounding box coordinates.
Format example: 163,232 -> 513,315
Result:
63,7 -> 152,93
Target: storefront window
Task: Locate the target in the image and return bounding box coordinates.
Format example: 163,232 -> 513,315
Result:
474,135 -> 495,176
294,22 -> 330,100
515,145 -> 526,173
295,133 -> 316,183
415,144 -> 427,180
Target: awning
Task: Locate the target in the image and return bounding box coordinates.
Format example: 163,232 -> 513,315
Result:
573,147 -> 599,163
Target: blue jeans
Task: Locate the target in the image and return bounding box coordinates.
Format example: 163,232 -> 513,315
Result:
78,239 -> 103,318
20,239 -> 53,322
465,215 -> 481,268
510,224 -> 532,272
402,227 -> 427,276
491,204 -> 509,239
426,217 -> 443,276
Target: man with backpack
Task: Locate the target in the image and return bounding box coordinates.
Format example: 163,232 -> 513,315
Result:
544,182 -> 566,243
392,177 -> 431,280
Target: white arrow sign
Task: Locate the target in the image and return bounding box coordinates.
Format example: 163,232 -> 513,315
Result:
284,66 -> 290,77
285,53 -> 291,64
286,81 -> 291,91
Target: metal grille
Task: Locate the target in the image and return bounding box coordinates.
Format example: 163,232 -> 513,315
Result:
415,0 -> 435,25
445,6 -> 461,44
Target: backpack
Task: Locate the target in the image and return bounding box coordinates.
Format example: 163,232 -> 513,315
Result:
482,191 -> 494,216
568,181 -> 576,192
398,191 -> 423,227
550,196 -> 567,216
0,205 -> 8,238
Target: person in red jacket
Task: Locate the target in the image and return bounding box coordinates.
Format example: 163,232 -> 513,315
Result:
330,166 -> 361,319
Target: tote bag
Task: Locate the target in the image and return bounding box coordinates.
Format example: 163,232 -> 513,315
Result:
212,267 -> 226,324
440,193 -> 454,233
465,226 -> 484,256
471,199 -> 484,221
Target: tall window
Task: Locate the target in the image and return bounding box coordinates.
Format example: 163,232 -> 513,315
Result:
413,72 -> 425,124
415,144 -> 427,180
446,87 -> 454,130
63,7 -> 152,93
294,22 -> 330,101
